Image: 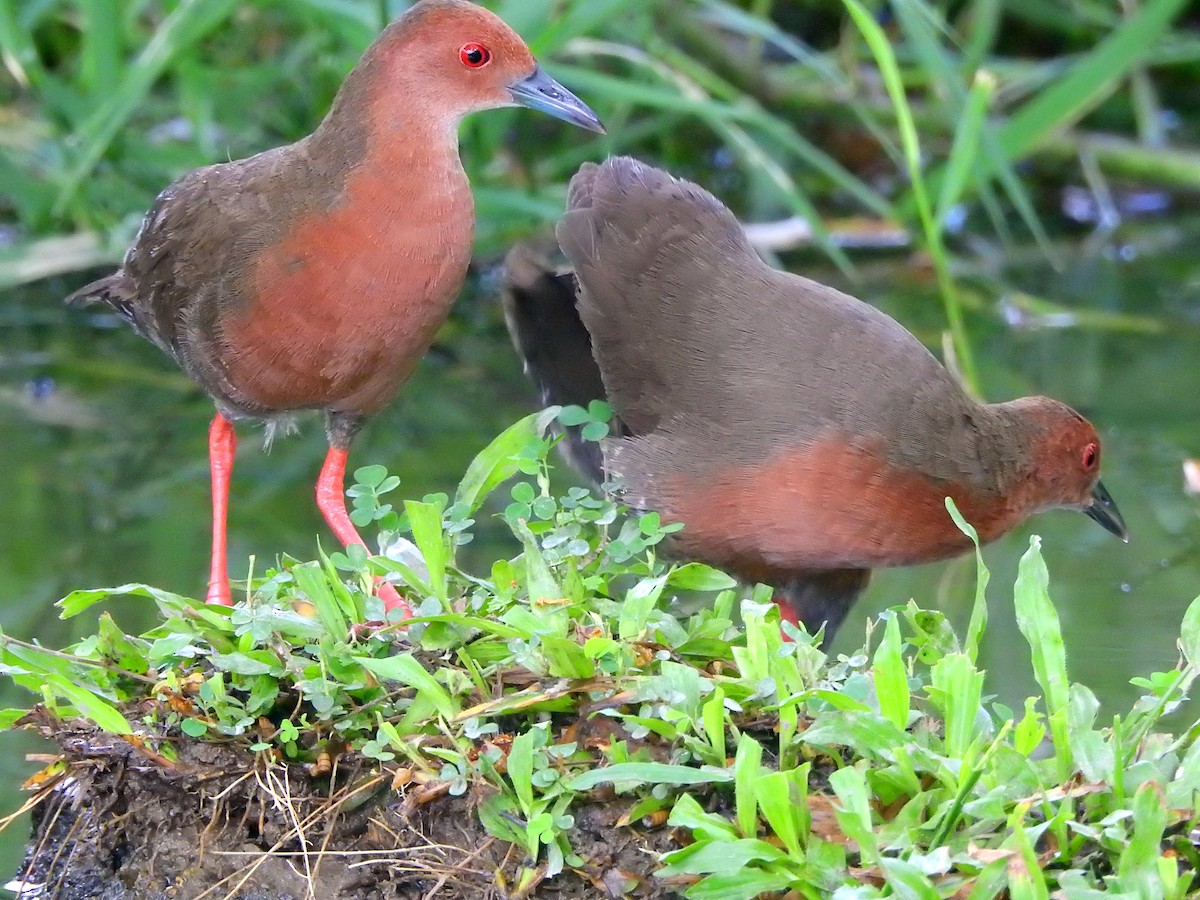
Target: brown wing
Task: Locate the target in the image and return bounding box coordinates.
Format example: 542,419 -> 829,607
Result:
556,157 -> 761,436
124,147 -> 310,343
555,157 -> 985,504
64,139 -> 355,415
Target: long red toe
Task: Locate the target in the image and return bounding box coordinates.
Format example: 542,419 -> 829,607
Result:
316,446 -> 413,619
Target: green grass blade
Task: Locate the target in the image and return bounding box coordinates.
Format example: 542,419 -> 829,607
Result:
755,766 -> 808,858
698,0 -> 905,163
405,500 -> 449,603
1014,697 -> 1047,757
683,870 -> 793,900
80,0 -> 123,94
0,232 -> 125,292
54,0 -> 241,214
455,411 -> 555,514
58,583 -> 188,619
702,686 -> 727,765
521,0 -> 645,55
1005,805 -> 1051,900
539,635 -> 595,679
873,614 -> 910,731
890,0 -> 1045,253
980,130 -> 1058,256
507,728 -> 537,814
514,519 -> 562,609
960,0 -> 1002,75
930,652 -> 985,759
648,36 -> 893,218
892,0 -> 958,105
829,765 -> 880,863
569,64 -> 866,268
355,652 -> 458,720
880,858 -> 941,899
937,71 -> 996,226
665,793 -> 741,843
998,0 -> 1189,162
58,583 -> 233,634
1116,782 -> 1168,895
0,0 -> 47,87
733,732 -> 762,838
43,674 -> 134,735
292,562 -> 348,637
946,498 -> 990,663
288,0 -> 376,33
619,575 -> 667,642
1166,738 -> 1200,811
842,1 -> 924,201
1013,536 -> 1072,780
567,762 -> 735,791
842,0 -> 978,394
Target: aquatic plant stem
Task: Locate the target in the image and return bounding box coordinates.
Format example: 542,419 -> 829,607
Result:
842,0 -> 980,396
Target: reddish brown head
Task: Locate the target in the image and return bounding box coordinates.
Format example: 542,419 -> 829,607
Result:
994,396 -> 1127,540
357,0 -> 603,132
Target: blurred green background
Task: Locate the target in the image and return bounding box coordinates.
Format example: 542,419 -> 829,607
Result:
4,0 -> 1200,887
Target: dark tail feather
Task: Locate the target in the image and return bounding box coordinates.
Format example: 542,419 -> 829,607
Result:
64,272 -> 137,319
775,568 -> 871,647
502,244 -> 609,485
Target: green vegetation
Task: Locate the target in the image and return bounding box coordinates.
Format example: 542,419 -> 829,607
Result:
2,414 -> 1198,897
4,1 -> 1200,895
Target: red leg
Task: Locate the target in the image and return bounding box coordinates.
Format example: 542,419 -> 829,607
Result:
315,447 -> 412,618
206,414 -> 237,606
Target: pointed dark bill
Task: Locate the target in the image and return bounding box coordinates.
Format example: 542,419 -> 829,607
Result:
510,65 -> 605,134
1085,480 -> 1128,542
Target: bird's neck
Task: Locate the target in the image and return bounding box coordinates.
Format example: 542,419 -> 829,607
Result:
971,402 -> 1051,525
313,88 -> 468,178
314,54 -> 473,185
305,78 -> 475,252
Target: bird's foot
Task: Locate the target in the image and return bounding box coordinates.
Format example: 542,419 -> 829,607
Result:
206,579 -> 234,607
376,579 -> 412,619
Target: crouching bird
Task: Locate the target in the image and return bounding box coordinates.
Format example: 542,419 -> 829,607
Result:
67,0 -> 604,612
503,157 -> 1127,643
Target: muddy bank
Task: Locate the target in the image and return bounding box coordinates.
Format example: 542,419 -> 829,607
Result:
13,722 -> 683,899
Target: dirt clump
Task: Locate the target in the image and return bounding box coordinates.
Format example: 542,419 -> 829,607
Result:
14,722 -> 684,899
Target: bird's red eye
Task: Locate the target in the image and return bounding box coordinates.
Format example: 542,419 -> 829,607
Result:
459,42 -> 491,69
1082,442 -> 1099,470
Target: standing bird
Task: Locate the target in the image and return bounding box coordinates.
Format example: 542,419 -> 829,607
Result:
67,0 -> 604,612
503,158 -> 1127,642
